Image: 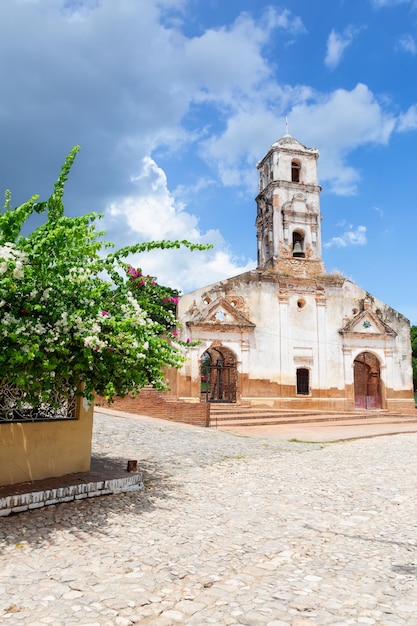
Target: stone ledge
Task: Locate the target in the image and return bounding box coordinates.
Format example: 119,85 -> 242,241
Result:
0,458 -> 144,516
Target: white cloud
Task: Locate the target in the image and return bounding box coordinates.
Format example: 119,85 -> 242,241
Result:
203,83 -> 397,197
0,2 -> 307,233
182,8 -> 305,106
104,157 -> 255,293
109,157 -> 201,241
324,225 -> 367,248
397,104 -> 417,131
325,27 -> 361,70
1,0 -> 416,299
264,7 -> 306,35
132,245 -> 256,294
287,84 -> 396,194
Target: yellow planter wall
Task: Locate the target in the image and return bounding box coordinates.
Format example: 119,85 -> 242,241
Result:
0,396 -> 94,487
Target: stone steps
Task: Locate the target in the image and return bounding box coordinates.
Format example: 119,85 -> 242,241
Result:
208,404 -> 417,428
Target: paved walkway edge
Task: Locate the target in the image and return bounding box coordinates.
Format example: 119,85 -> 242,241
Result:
0,473 -> 143,517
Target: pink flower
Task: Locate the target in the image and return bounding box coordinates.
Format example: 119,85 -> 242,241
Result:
186,338 -> 190,343
172,331 -> 178,337
101,311 -> 110,317
169,297 -> 179,304
127,266 -> 138,279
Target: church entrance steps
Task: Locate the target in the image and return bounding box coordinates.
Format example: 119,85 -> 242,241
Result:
208,404 -> 417,428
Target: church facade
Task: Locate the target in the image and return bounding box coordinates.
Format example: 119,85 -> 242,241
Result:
173,134 -> 414,414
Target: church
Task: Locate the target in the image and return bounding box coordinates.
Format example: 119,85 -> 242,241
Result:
173,133 -> 414,414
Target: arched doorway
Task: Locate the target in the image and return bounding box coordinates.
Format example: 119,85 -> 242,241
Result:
353,352 -> 382,410
200,346 -> 237,403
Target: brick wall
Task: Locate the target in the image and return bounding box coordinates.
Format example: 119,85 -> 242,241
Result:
95,387 -> 210,427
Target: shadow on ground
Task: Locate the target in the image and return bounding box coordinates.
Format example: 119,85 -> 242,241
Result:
0,454 -> 180,551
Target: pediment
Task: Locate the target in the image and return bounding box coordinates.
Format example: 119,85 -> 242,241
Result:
339,310 -> 396,337
187,298 -> 255,331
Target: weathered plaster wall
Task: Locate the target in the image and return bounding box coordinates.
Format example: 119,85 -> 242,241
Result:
176,271 -> 415,413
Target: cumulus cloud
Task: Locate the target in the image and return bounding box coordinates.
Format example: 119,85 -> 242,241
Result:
0,0 -> 416,296
286,84 -> 396,194
104,157 -> 255,292
324,225 -> 367,248
0,0 -> 300,290
203,83 -> 399,197
108,158 -> 201,241
200,84 -> 315,191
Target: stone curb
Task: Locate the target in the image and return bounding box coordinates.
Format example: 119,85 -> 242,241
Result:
0,474 -> 143,516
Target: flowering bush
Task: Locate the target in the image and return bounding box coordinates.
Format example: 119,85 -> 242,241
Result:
0,146 -> 208,408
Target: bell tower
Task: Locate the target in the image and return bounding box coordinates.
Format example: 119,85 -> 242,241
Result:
255,133 -> 325,277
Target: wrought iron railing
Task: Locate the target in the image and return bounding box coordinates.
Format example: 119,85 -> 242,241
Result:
0,381 -> 77,422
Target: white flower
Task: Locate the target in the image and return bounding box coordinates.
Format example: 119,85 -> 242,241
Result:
13,267 -> 24,279
69,266 -> 90,282
83,335 -> 107,351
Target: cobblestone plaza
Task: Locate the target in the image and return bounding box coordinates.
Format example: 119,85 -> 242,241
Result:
1,412 -> 417,625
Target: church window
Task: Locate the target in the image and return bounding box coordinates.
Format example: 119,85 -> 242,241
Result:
297,298 -> 306,309
291,160 -> 301,183
264,234 -> 270,256
296,368 -> 309,395
292,232 -> 305,258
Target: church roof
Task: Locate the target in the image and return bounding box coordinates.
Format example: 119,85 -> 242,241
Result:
271,134 -> 319,156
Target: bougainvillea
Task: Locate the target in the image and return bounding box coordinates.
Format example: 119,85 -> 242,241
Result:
0,146 -> 208,408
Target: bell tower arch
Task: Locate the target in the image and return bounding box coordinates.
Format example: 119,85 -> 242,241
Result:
255,133 -> 325,277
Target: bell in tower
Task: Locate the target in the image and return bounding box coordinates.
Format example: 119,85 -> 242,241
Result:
255,133 -> 325,278
292,232 -> 305,258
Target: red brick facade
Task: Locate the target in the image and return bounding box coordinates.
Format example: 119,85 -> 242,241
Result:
95,387 -> 210,427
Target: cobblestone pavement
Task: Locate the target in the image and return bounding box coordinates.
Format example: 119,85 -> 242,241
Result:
1,412 -> 417,625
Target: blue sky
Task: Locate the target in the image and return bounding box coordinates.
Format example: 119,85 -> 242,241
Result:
1,0 -> 417,323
